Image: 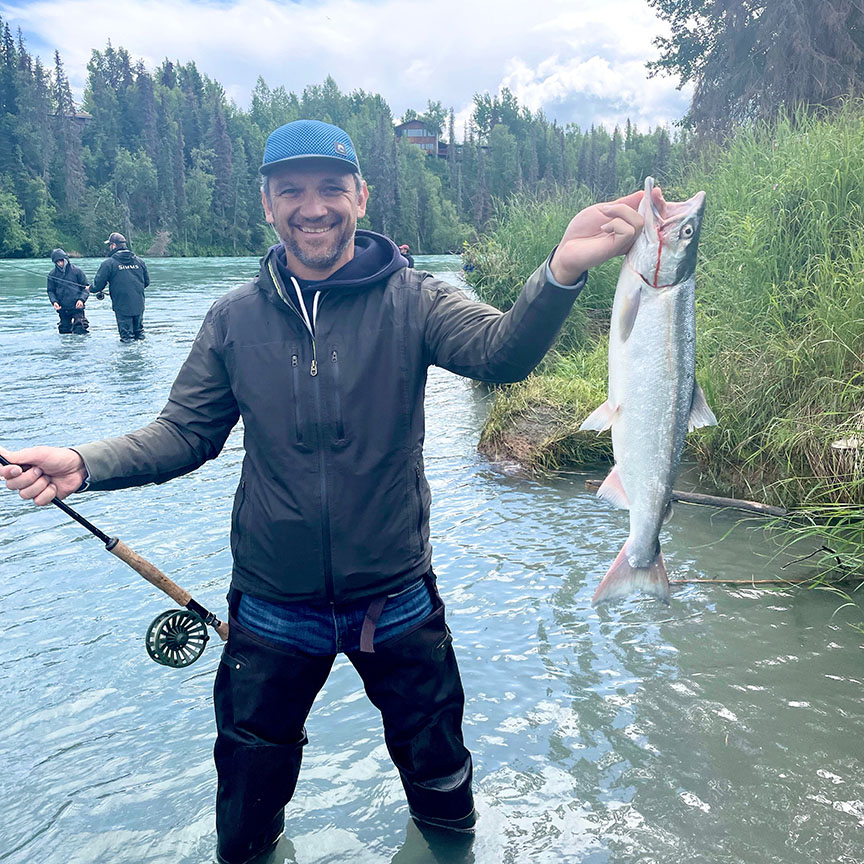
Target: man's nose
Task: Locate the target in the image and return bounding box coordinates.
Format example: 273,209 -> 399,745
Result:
298,193 -> 328,220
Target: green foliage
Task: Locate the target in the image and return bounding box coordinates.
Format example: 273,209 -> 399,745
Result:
0,177 -> 28,255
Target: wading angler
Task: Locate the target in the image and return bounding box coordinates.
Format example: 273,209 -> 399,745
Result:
1,118 -> 663,864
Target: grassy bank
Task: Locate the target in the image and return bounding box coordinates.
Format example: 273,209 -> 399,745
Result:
466,103 -> 864,565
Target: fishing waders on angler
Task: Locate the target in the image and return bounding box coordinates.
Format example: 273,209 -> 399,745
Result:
213,580 -> 475,864
57,306 -> 90,334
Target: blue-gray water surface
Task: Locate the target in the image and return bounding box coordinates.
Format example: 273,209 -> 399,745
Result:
1,255 -> 862,864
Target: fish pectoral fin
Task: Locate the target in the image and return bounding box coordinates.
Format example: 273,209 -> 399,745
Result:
663,501 -> 674,523
597,465 -> 630,509
579,400 -> 619,433
618,283 -> 641,342
592,545 -> 670,606
688,381 -> 718,431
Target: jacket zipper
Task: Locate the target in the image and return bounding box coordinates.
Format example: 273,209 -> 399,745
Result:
313,364 -> 335,601
268,258 -> 334,600
268,260 -> 319,377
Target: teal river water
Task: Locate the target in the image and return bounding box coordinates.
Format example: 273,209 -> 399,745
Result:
1,256 -> 862,864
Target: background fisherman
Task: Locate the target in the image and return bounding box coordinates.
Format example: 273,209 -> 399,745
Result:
398,243 -> 415,267
92,232 -> 149,342
0,119 -> 659,864
47,248 -> 90,334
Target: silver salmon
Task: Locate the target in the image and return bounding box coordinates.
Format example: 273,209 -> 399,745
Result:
580,176 -> 715,604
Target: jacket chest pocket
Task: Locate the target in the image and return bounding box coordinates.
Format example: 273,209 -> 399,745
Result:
290,351 -> 305,445
329,347 -> 347,443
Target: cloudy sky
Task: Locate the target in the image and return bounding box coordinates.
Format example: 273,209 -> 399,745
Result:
1,0 -> 691,135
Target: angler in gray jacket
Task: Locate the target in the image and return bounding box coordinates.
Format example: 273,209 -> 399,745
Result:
1,120 -> 658,864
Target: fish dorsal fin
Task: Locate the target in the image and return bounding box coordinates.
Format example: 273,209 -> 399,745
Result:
688,381 -> 718,431
618,283 -> 641,342
597,465 -> 630,509
579,400 -> 619,433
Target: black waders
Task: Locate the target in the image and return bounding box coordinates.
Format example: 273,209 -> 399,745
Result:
213,618 -> 334,864
213,579 -> 474,863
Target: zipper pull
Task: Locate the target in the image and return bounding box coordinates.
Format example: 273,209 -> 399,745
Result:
310,358 -> 318,376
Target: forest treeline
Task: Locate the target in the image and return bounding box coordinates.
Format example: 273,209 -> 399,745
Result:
0,19 -> 681,258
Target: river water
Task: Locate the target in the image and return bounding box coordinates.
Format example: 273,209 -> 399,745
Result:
1,255 -> 862,864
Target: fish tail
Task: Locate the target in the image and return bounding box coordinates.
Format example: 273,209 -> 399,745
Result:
592,544 -> 670,606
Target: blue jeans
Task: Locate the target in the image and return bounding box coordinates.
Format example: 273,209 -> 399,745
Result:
236,577 -> 435,654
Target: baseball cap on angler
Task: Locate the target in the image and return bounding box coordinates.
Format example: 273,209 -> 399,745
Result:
260,119 -> 360,176
105,232 -> 127,245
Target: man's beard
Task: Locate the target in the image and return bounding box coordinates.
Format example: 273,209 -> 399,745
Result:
284,223 -> 353,271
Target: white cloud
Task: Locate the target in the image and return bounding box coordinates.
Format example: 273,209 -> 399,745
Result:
1,0 -> 691,133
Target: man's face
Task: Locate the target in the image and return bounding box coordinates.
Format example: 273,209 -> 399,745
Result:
55,258 -> 67,268
262,161 -> 369,279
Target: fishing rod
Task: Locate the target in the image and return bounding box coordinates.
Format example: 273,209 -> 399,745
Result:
0,454 -> 228,668
2,260 -> 103,289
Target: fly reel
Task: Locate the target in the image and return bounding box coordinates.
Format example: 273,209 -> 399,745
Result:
145,609 -> 210,667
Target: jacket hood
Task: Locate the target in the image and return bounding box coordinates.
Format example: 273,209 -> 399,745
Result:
266,230 -> 408,296
110,248 -> 136,261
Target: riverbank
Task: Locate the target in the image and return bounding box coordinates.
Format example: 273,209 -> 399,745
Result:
466,102 -> 864,573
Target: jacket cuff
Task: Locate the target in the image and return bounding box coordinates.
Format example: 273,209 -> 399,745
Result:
69,444 -> 105,490
545,247 -> 588,292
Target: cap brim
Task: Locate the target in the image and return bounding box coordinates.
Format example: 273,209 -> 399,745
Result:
260,154 -> 360,175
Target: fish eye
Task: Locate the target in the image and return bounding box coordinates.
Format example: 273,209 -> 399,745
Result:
680,224 -> 694,239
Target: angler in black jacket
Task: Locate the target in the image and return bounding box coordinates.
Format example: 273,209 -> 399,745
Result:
1,120 -> 662,864
93,233 -> 150,341
47,248 -> 90,334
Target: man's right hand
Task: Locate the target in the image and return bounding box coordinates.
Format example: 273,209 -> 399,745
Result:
53,302 -> 61,310
0,446 -> 86,506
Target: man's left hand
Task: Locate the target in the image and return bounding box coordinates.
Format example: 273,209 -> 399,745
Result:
549,187 -> 666,285
75,300 -> 84,309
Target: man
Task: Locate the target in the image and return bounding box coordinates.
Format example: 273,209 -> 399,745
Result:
47,248 -> 90,334
93,232 -> 149,342
1,119 -> 660,864
398,243 -> 415,267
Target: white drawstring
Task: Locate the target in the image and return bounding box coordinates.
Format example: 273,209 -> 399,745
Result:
290,276 -> 320,337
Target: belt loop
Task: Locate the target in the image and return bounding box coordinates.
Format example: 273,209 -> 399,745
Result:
359,595 -> 388,653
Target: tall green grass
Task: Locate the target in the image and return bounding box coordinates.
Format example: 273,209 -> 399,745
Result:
468,102 -> 864,568
689,104 -> 864,509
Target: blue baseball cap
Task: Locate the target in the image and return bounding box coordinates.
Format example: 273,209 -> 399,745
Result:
260,119 -> 361,176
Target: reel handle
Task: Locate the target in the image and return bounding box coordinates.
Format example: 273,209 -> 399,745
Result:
106,537 -> 229,641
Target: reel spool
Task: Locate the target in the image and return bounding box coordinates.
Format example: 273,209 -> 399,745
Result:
145,609 -> 210,667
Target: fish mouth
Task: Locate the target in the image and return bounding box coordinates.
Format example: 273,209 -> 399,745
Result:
665,190 -> 706,223
642,176 -> 706,226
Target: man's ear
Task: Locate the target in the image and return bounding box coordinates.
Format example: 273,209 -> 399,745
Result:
357,180 -> 370,220
261,187 -> 274,224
